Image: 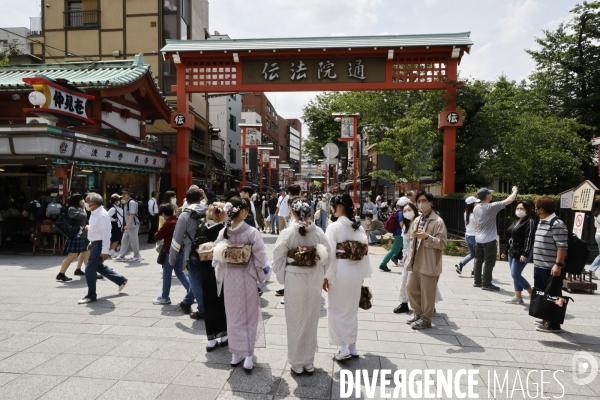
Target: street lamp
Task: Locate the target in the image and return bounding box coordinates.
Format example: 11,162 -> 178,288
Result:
332,113 -> 360,205
258,145 -> 274,192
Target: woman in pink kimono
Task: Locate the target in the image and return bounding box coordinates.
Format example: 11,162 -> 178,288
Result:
213,197 -> 267,372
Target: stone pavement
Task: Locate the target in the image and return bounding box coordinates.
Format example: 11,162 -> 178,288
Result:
0,233 -> 599,399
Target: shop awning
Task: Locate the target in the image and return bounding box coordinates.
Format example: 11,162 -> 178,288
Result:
52,159 -> 158,175
212,151 -> 228,164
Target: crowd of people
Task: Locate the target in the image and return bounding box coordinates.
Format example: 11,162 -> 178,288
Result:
48,182 -> 588,377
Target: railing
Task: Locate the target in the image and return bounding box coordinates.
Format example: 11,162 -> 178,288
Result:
433,197 -> 599,263
64,10 -> 100,28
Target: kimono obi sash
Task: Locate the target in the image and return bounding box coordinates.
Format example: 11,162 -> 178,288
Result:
287,246 -> 320,267
223,244 -> 252,265
335,240 -> 368,260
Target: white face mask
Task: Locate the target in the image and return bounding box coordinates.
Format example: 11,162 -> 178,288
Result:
418,203 -> 431,213
84,202 -> 90,211
403,211 -> 415,221
171,197 -> 177,205
516,210 -> 527,218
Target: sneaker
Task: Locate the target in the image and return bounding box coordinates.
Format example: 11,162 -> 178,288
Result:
77,297 -> 95,304
275,289 -> 285,296
505,296 -> 524,305
536,325 -> 561,333
74,269 -> 85,276
118,280 -> 128,292
127,257 -> 142,263
411,319 -> 432,330
190,311 -> 204,320
113,256 -> 127,262
56,273 -> 72,282
534,320 -> 545,326
455,263 -> 463,275
473,283 -> 482,288
379,265 -> 391,272
406,313 -> 421,325
482,284 -> 500,291
152,296 -> 171,305
335,352 -> 352,361
179,302 -> 192,314
393,303 -> 410,314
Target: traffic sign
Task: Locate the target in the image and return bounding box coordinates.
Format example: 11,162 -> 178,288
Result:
323,143 -> 339,159
573,212 -> 585,239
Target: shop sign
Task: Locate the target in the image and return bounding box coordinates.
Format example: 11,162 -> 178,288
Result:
22,77 -> 95,124
243,58 -> 386,85
438,110 -> 464,128
269,159 -> 277,169
75,142 -> 166,168
1,136 -> 75,156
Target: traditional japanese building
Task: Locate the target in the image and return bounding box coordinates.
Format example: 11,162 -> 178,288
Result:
0,55 -> 170,207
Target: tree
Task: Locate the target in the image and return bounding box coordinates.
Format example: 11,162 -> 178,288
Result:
0,51 -> 8,66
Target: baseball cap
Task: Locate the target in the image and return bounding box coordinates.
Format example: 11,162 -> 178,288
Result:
465,196 -> 481,205
120,188 -> 132,194
396,197 -> 410,207
476,188 -> 494,197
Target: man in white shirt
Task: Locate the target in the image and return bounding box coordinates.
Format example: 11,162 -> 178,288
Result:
275,187 -> 290,233
147,190 -> 160,244
78,193 -> 128,304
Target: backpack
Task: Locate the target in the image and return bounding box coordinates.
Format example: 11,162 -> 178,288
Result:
550,217 -> 590,275
53,214 -> 81,239
126,199 -> 147,223
384,209 -> 401,233
47,201 -> 62,216
183,208 -> 208,252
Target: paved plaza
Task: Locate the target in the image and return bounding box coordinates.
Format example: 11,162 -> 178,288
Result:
0,234 -> 599,399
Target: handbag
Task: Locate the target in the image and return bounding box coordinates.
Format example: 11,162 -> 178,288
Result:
359,286 -> 372,310
529,276 -> 574,325
197,242 -> 214,261
157,249 -> 167,265
54,214 -> 81,239
40,219 -> 54,233
287,246 -> 320,267
155,239 -> 164,253
223,244 -> 252,264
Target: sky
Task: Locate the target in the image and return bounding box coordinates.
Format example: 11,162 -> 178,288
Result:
0,0 -> 580,134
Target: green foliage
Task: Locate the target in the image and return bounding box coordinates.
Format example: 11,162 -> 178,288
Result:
0,52 -> 8,67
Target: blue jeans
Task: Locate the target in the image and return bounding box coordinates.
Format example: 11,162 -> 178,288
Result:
369,229 -> 384,244
590,234 -> 600,272
270,214 -> 278,233
85,240 -> 127,301
186,258 -> 204,313
508,255 -> 531,291
318,210 -> 328,232
460,235 -> 476,266
162,252 -> 194,304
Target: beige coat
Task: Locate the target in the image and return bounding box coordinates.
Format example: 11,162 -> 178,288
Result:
407,211 -> 447,276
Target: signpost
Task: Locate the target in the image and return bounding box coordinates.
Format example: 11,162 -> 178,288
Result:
573,212 -> 585,239
572,180 -> 598,211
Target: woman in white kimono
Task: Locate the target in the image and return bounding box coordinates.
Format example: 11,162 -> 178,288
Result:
323,193 -> 372,361
272,196 -> 332,375
394,202 -> 443,314
213,197 -> 267,372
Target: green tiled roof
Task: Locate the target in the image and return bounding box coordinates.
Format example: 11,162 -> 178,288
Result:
162,32 -> 473,53
0,54 -> 159,93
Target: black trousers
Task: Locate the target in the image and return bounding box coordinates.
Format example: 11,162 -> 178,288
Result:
147,214 -> 159,243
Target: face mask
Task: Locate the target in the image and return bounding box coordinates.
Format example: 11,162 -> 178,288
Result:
84,202 -> 90,211
516,210 -> 527,218
404,211 -> 415,221
418,203 -> 431,213
171,198 -> 177,205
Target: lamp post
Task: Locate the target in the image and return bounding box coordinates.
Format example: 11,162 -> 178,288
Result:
238,123 -> 262,189
333,113 -> 359,205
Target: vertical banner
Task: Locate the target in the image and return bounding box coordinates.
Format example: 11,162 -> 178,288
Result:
261,150 -> 270,164
270,159 -> 277,170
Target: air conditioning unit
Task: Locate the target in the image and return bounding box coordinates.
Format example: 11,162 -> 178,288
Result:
26,117 -> 56,126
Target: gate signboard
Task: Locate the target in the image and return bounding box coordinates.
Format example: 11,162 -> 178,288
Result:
572,180 -> 598,211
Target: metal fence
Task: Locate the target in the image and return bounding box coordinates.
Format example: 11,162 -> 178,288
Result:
433,197 -> 599,263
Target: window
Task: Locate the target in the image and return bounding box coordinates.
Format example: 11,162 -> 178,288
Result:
229,148 -> 236,164
266,121 -> 271,129
65,0 -> 99,28
163,0 -> 178,12
230,94 -> 236,100
229,114 -> 236,131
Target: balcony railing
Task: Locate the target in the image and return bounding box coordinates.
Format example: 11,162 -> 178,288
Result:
64,10 -> 100,29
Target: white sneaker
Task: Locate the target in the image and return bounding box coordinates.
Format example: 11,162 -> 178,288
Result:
118,280 -> 128,292
592,271 -> 599,280
77,297 -> 94,304
108,250 -> 116,257
152,296 -> 171,305
113,255 -> 126,262
127,257 -> 142,263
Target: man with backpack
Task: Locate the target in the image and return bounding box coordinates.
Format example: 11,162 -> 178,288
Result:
532,196 -> 569,333
169,187 -> 207,318
113,188 -> 142,263
379,197 -> 408,272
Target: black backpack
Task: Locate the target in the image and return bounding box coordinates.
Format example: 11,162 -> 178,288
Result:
126,199 -> 147,223
183,208 -> 207,248
550,217 -> 590,274
54,214 -> 80,239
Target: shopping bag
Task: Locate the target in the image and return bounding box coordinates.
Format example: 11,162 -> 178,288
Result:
529,276 -> 573,325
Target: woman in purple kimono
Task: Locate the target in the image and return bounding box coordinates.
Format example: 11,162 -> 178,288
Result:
213,197 -> 267,372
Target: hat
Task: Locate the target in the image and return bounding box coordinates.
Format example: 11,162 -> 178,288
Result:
279,187 -> 286,191
476,188 -> 494,197
120,188 -> 132,194
465,196 -> 481,205
396,197 -> 410,207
